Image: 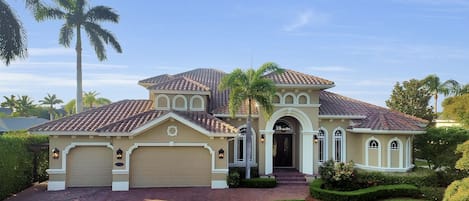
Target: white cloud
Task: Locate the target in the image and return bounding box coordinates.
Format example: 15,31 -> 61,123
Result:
28,47 -> 75,56
283,10 -> 328,32
308,66 -> 353,72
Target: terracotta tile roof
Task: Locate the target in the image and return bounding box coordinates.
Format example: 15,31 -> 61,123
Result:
319,91 -> 427,131
212,100 -> 259,116
97,110 -> 237,134
28,100 -> 153,132
148,76 -> 211,92
264,69 -> 335,86
138,74 -> 173,87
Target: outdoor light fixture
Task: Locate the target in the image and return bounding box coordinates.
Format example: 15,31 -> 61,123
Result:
218,148 -> 225,159
313,135 -> 319,144
52,148 -> 60,159
116,148 -> 123,160
261,134 -> 265,143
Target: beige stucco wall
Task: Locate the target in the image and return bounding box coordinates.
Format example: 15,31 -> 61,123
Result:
152,93 -> 209,112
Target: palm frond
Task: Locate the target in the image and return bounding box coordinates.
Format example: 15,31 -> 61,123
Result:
59,24 -> 74,47
84,22 -> 122,53
34,5 -> 65,21
256,62 -> 284,77
442,79 -> 460,96
85,6 -> 119,23
83,24 -> 106,60
54,0 -> 76,12
0,0 -> 27,65
228,88 -> 245,118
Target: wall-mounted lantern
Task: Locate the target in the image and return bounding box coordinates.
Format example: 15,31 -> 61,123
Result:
52,148 -> 60,159
218,148 -> 225,159
313,135 -> 319,144
261,134 -> 265,143
116,148 -> 123,160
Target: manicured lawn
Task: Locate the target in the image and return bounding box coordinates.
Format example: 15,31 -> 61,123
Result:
381,198 -> 424,201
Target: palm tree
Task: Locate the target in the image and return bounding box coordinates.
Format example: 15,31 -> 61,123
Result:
34,0 -> 122,113
1,95 -> 17,112
422,74 -> 459,114
15,95 -> 35,116
83,91 -> 110,109
0,0 -> 27,65
39,93 -> 63,120
64,99 -> 76,115
218,62 -> 283,179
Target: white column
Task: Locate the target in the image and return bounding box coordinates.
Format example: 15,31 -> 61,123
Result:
302,131 -> 315,175
262,130 -> 274,175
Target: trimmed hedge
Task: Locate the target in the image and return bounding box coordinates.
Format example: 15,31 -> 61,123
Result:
240,178 -> 277,188
310,179 -> 420,201
355,169 -> 438,187
0,132 -> 48,200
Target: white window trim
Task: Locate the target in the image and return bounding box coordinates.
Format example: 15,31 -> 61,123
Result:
189,95 -> 205,111
365,136 -> 382,167
297,92 -> 310,104
232,125 -> 257,166
332,127 -> 346,162
172,95 -> 187,111
406,137 -> 411,168
318,127 -> 328,164
368,140 -> 379,149
283,92 -> 297,104
274,92 -> 283,104
387,137 -> 403,168
155,94 -> 170,110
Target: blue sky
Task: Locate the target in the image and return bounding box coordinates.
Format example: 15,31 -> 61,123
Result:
1,0 -> 469,111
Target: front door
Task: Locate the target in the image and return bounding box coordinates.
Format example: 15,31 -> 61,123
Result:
273,134 -> 293,167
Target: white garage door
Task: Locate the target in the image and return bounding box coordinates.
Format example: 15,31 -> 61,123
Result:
130,147 -> 211,188
66,146 -> 112,187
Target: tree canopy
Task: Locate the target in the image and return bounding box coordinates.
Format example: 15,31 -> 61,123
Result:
385,79 -> 433,121
442,94 -> 469,128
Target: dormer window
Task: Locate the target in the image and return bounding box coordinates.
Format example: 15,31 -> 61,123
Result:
155,94 -> 170,110
190,95 -> 205,111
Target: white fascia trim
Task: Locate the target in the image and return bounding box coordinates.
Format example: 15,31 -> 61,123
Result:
319,115 -> 367,119
151,90 -> 211,96
212,114 -> 260,118
212,169 -> 229,174
29,131 -> 97,136
112,169 -> 129,175
211,180 -> 228,189
47,181 -> 65,191
355,163 -> 412,172
275,84 -> 335,89
112,181 -> 129,191
347,128 -> 426,135
46,169 -> 66,174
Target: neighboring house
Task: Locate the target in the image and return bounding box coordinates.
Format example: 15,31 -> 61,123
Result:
0,108 -> 12,116
434,119 -> 461,128
29,68 -> 427,191
0,117 -> 49,134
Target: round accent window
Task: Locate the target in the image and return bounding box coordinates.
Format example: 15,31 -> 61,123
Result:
167,126 -> 178,136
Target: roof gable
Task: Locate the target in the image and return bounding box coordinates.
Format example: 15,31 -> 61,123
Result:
264,69 -> 335,87
148,76 -> 211,92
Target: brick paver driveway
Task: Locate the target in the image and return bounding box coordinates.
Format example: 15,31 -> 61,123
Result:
5,182 -> 309,201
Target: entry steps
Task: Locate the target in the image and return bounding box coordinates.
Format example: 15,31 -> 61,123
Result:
272,169 -> 308,185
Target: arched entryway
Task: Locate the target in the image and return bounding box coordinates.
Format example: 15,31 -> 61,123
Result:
273,117 -> 299,169
262,108 -> 315,175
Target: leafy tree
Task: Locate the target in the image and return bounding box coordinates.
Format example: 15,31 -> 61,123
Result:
385,79 -> 433,121
39,93 -> 63,120
442,94 -> 469,128
421,74 -> 459,114
1,95 -> 17,112
83,91 -> 110,108
443,140 -> 469,201
218,62 -> 283,179
64,99 -> 76,115
414,127 -> 469,170
34,0 -> 122,113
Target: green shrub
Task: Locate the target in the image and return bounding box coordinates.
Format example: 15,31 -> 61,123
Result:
0,132 -> 48,200
310,179 -> 420,201
420,187 -> 445,201
227,172 -> 240,188
319,159 -> 358,191
355,169 -> 438,188
443,177 -> 469,201
435,168 -> 469,187
240,178 -> 276,188
228,166 -> 259,178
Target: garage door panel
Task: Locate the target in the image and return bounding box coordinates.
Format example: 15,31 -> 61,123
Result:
130,147 -> 211,188
67,146 -> 112,187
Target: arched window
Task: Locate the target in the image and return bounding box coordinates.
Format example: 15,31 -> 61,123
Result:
368,140 -> 379,149
233,126 -> 256,165
390,140 -> 399,150
155,94 -> 170,110
318,128 -> 328,163
297,93 -> 310,104
273,94 -> 281,104
333,128 -> 345,162
190,95 -> 204,111
173,95 -> 187,110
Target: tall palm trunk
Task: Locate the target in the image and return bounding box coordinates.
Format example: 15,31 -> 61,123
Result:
75,25 -> 83,113
434,93 -> 438,114
49,106 -> 54,120
245,98 -> 252,179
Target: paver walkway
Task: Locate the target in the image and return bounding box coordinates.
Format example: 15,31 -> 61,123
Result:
5,182 -> 310,201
